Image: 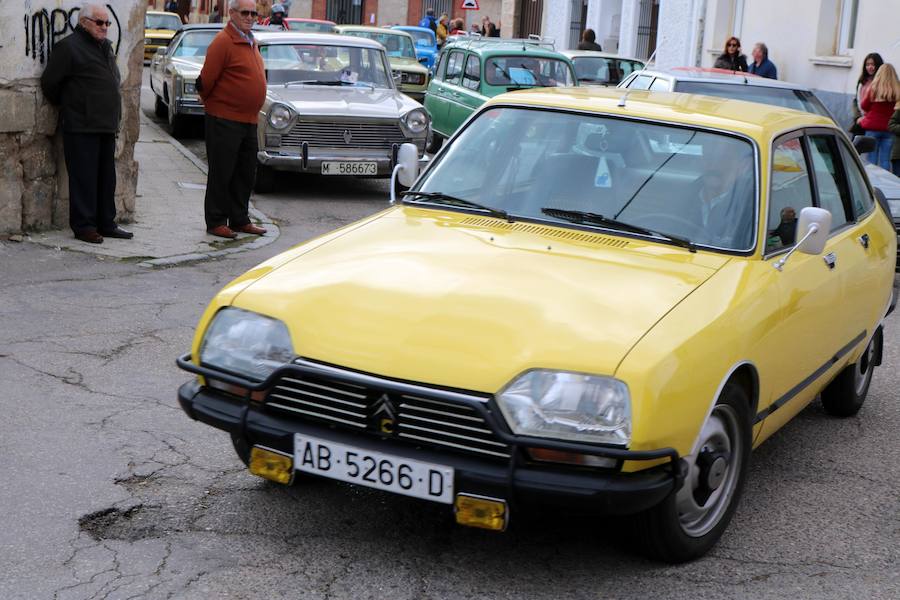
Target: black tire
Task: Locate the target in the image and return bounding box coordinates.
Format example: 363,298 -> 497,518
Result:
821,329 -> 880,417
634,381 -> 752,563
254,164 -> 275,193
426,131 -> 443,154
154,94 -> 167,119
167,96 -> 188,138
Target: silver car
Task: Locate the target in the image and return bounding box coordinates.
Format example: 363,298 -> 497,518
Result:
254,32 -> 430,192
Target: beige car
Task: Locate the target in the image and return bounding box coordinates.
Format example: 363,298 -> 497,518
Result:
559,49 -> 644,86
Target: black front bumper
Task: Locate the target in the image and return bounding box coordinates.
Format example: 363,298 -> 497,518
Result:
177,356 -> 683,516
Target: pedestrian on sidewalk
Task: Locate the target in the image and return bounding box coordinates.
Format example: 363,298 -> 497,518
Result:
197,0 -> 268,239
40,2 -> 133,244
714,36 -> 748,72
748,42 -> 777,79
577,29 -> 602,51
858,63 -> 900,171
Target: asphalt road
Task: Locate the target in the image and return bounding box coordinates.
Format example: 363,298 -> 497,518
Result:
0,69 -> 897,600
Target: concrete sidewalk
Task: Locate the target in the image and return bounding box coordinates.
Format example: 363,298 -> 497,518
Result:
28,113 -> 278,267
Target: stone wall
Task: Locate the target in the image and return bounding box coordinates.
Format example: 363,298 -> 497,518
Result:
0,1 -> 144,235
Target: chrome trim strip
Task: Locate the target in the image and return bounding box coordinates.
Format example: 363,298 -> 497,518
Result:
398,403 -> 484,422
266,403 -> 367,428
268,394 -> 366,419
280,376 -> 368,397
398,423 -> 509,448
271,388 -> 367,409
401,413 -> 493,434
398,433 -> 511,457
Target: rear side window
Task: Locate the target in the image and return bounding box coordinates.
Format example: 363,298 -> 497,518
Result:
838,141 -> 875,218
807,135 -> 851,230
445,51 -> 465,85
649,77 -> 669,91
433,51 -> 445,80
629,74 -> 654,90
462,54 -> 481,91
767,136 -> 814,252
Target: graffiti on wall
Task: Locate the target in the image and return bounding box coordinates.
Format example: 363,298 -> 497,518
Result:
24,4 -> 122,65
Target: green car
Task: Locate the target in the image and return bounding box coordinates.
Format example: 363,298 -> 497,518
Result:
336,26 -> 430,102
424,39 -> 577,152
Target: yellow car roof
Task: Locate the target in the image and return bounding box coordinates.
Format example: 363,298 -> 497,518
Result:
485,87 -> 836,140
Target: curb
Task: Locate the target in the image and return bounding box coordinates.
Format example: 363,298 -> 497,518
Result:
136,115 -> 280,268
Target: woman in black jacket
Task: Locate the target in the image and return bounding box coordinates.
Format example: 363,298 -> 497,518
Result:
714,36 -> 748,72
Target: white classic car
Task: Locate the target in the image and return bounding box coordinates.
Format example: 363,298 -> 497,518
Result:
252,32 -> 430,192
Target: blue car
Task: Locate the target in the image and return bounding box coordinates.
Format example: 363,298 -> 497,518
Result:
393,25 -> 437,70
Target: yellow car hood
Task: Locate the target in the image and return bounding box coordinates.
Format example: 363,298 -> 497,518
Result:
232,207 -> 728,393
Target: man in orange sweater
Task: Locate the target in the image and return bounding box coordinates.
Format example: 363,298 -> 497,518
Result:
198,0 -> 268,239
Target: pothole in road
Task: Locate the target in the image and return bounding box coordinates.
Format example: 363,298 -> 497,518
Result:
79,505 -> 170,542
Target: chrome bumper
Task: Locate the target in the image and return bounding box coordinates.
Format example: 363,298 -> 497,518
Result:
258,144 -> 425,176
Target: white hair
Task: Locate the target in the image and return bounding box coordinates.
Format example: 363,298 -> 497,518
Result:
228,0 -> 242,9
80,3 -> 106,19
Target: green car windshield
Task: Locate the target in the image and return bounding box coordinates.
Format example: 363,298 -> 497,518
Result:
343,31 -> 416,59
414,107 -> 757,252
485,56 -> 575,87
171,31 -> 217,57
146,13 -> 182,30
261,43 -> 391,88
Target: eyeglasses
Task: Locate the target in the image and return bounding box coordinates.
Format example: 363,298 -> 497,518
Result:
238,9 -> 259,17
87,18 -> 111,27
727,42 -> 738,48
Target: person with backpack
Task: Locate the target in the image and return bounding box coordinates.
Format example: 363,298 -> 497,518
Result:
419,8 -> 437,33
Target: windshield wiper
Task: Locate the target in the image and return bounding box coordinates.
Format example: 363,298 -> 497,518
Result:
541,207 -> 696,252
402,191 -> 511,221
283,80 -> 340,87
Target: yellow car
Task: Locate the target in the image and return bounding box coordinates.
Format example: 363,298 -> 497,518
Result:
177,87 -> 896,562
144,10 -> 182,61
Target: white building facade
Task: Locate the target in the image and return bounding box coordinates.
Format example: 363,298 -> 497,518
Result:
542,0 -> 900,127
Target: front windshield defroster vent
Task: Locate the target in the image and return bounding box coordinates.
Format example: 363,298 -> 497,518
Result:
458,217 -> 630,248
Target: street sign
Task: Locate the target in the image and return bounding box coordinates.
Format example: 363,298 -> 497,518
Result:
460,0 -> 479,9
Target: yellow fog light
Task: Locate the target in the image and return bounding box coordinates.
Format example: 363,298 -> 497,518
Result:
454,494 -> 508,531
249,446 -> 293,485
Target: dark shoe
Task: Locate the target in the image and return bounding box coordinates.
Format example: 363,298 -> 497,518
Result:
74,230 -> 103,244
235,223 -> 267,235
207,225 -> 238,239
100,226 -> 134,239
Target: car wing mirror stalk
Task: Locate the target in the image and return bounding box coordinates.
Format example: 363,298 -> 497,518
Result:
774,207 -> 832,271
390,143 -> 420,204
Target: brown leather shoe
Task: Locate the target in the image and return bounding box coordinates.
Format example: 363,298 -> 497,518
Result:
74,230 -> 103,244
100,226 -> 134,239
235,223 -> 267,235
207,225 -> 238,239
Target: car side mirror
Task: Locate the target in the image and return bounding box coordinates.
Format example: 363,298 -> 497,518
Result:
774,207 -> 832,271
390,143 -> 420,203
392,72 -> 403,85
853,135 -> 876,155
418,57 -> 428,64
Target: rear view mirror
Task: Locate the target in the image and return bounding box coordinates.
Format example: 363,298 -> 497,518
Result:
390,143 -> 420,203
418,57 -> 428,64
774,206 -> 832,271
853,135 -> 876,155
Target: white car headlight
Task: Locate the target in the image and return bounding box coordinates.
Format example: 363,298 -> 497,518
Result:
267,104 -> 293,130
496,370 -> 631,445
199,308 -> 294,381
402,108 -> 429,134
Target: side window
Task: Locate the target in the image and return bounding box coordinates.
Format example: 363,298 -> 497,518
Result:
434,51 -> 445,80
807,135 -> 851,230
444,51 -> 465,85
462,54 -> 481,90
649,77 -> 669,91
767,136 -> 814,252
838,141 -> 875,218
629,74 -> 654,90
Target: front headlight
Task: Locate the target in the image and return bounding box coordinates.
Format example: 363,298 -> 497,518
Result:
199,308 -> 294,381
402,108 -> 429,134
267,104 -> 293,130
496,370 -> 631,445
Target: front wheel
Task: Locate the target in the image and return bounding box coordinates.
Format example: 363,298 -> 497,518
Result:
634,381 -> 752,563
154,94 -> 167,118
821,328 -> 880,417
426,131 -> 443,154
167,97 -> 188,138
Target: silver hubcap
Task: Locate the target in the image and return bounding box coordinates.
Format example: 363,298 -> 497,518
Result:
853,338 -> 875,396
676,404 -> 743,538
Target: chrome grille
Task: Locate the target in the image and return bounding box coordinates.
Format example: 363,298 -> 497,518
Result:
265,373 -> 511,460
281,121 -> 407,149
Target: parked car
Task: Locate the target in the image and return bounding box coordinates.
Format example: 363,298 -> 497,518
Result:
284,18 -> 336,33
619,66 -> 900,269
559,49 -> 644,86
149,24 -> 221,137
335,26 -> 430,102
392,25 -> 438,70
175,87 -> 896,561
423,38 -> 576,152
143,10 -> 182,62
253,32 -> 429,192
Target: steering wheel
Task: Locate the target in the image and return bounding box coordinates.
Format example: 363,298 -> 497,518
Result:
625,212 -> 704,238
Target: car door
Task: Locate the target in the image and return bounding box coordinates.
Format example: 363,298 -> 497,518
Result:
424,49 -> 464,138
446,53 -> 483,134
757,132 -> 848,435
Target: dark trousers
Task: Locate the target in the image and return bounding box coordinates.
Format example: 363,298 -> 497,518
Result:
63,132 -> 117,234
204,115 -> 257,229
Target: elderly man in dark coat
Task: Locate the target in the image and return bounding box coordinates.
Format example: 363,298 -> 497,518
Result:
41,3 -> 132,243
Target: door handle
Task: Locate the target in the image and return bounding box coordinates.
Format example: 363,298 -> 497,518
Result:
823,252 -> 836,269
858,233 -> 870,249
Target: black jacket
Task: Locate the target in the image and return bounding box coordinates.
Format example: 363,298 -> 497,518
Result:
40,26 -> 121,133
713,52 -> 748,72
577,41 -> 603,51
